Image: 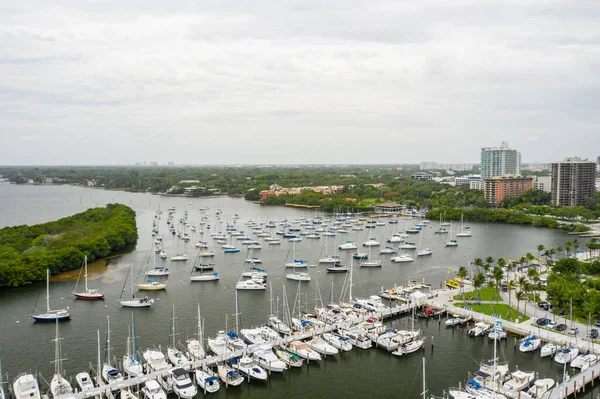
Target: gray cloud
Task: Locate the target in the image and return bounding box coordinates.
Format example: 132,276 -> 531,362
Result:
1,0 -> 599,165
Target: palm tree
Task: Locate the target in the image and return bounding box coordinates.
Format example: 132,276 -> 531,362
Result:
556,246 -> 564,259
473,273 -> 485,302
506,280 -> 517,319
573,239 -> 580,256
565,240 -> 573,257
519,256 -> 527,273
505,262 -> 515,283
485,256 -> 495,268
516,290 -> 526,313
521,282 -> 531,315
537,244 -> 545,260
527,267 -> 539,303
472,257 -> 484,272
492,266 -> 504,303
457,266 -> 468,294
497,258 -> 506,280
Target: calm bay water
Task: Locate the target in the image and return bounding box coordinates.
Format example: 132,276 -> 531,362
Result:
0,182 -> 595,398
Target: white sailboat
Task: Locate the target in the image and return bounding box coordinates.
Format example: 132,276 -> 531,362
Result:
456,214 -> 472,237
194,366 -> 220,393
102,316 -> 124,386
444,221 -> 458,247
50,321 -> 76,399
186,303 -> 206,361
360,230 -> 382,267
73,256 -> 104,299
137,255 -> 167,290
190,249 -> 220,281
167,304 -> 190,368
123,314 -> 144,377
120,266 -> 154,308
31,269 -> 71,322
284,239 -> 308,268
416,233 -> 433,257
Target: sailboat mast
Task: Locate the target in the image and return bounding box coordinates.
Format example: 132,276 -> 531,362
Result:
172,304 -> 176,348
132,313 -> 139,361
84,256 -> 89,292
46,269 -> 50,314
106,316 -> 111,366
235,290 -> 240,334
422,357 -> 427,399
348,257 -> 353,302
269,282 -> 273,317
197,303 -> 202,344
97,330 -> 101,385
54,320 -> 60,375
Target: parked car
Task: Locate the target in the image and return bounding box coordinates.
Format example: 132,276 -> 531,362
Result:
547,321 -> 557,329
590,328 -> 598,339
569,327 -> 579,335
535,318 -> 551,326
555,324 -> 567,332
595,320 -> 600,327
537,301 -> 550,309
558,310 -> 566,316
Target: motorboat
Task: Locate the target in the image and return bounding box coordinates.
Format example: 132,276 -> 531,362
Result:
268,316 -> 292,335
240,328 -> 268,345
208,331 -> 231,356
236,278 -> 267,290
445,315 -> 465,326
307,337 -> 339,355
540,342 -> 558,358
340,329 -> 372,349
488,326 -> 507,340
12,374 -> 41,399
284,260 -> 308,268
322,333 -> 353,351
195,367 -> 220,393
570,351 -> 598,370
167,369 -> 197,399
502,370 -> 535,394
286,271 -> 311,281
526,379 -> 555,398
273,347 -> 304,367
231,356 -> 268,380
142,380 -> 167,399
390,254 -> 414,263
245,257 -> 263,264
519,335 -> 541,353
216,363 -> 244,386
338,241 -> 358,250
468,322 -> 490,337
224,247 -> 240,253
199,250 -> 215,257
253,346 -> 288,372
388,235 -> 404,243
554,347 -> 579,364
75,372 -> 94,392
167,347 -> 189,368
170,254 -> 188,261
417,248 -> 433,256
319,255 -> 341,264
352,252 -> 369,259
287,341 -> 322,361
445,240 -> 459,247
391,338 -> 425,356
257,325 -> 280,341
360,260 -> 382,267
142,350 -> 170,373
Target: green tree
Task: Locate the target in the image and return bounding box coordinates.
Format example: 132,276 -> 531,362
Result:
458,266 -> 468,294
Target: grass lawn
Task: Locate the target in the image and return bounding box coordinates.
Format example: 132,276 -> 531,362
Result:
453,302 -> 530,323
453,287 -> 502,302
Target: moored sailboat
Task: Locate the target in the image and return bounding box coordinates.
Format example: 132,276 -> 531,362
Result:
32,270 -> 71,322
73,256 -> 104,299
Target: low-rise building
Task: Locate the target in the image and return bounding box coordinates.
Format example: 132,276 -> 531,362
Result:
530,175 -> 551,193
455,174 -> 482,186
484,176 -> 533,206
411,173 -> 433,181
469,180 -> 484,191
374,202 -> 405,213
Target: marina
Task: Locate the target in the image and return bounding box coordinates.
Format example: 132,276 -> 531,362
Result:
0,183 -> 598,398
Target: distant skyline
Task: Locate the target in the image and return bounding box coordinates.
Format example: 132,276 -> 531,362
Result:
1,1 -> 599,165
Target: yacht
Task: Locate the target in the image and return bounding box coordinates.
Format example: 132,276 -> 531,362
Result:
190,271 -> 219,282
322,333 -> 353,351
540,342 -> 558,357
307,337 -> 339,355
340,329 -> 372,349
319,255 -> 341,264
286,271 -> 311,281
170,254 -> 188,261
236,278 -> 267,290
502,370 -> 535,394
208,331 -> 231,356
519,335 -> 541,353
146,267 -> 169,276
468,322 -> 490,337
31,270 -> 71,322
387,235 -> 404,243
417,248 -> 433,256
75,372 -> 94,392
73,256 -> 104,299
326,264 -> 349,273
142,350 -> 170,373
571,351 -> 598,370
362,238 -> 381,247
242,267 -> 267,278
273,347 -> 304,367
13,374 -> 41,399
137,280 -> 167,290
142,380 -> 167,399
400,242 -> 417,250
268,316 -> 292,335
253,346 -> 288,372
231,356 -> 268,380
526,379 -> 555,398
194,367 -> 220,393
245,257 -> 263,264
287,341 -> 322,361
167,369 -> 197,399
391,338 -> 425,356
379,246 -> 396,254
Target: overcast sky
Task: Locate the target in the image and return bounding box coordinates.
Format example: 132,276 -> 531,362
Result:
1,0 -> 599,165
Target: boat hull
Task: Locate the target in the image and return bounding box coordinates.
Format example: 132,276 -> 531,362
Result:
31,313 -> 71,322
74,292 -> 105,300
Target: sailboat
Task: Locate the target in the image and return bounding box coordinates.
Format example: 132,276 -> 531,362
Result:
360,229 -> 382,267
267,284 -> 293,335
318,234 -> 340,264
186,303 -> 206,361
73,256 -> 104,299
416,232 -> 433,256
167,304 -> 190,367
123,314 -> 144,377
102,316 -> 124,386
456,214 -> 472,237
0,357 -> 5,399
120,266 -> 154,308
171,228 -> 188,261
50,321 -> 76,399
146,251 -> 169,276
444,221 -> 458,247
31,269 -> 71,322
284,239 -> 308,268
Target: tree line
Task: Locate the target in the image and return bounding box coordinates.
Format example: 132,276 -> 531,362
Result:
0,204 -> 138,287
